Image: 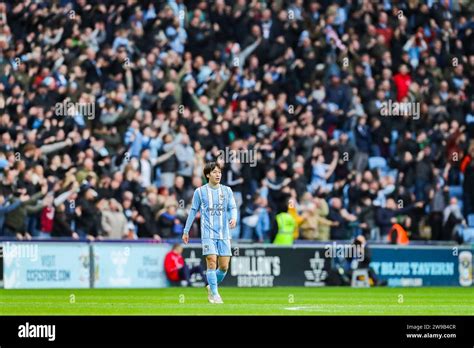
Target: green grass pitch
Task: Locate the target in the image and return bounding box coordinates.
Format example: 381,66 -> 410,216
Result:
0,287 -> 472,316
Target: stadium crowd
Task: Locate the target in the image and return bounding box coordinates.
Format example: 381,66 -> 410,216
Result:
0,0 -> 473,244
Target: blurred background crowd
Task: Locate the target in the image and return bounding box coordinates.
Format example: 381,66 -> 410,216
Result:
0,0 -> 473,243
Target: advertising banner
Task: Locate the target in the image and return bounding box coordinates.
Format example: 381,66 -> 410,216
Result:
3,241 -> 471,288
183,244 -> 473,287
182,244 -> 331,287
369,246 -> 473,287
2,242 -> 90,289
93,243 -> 170,288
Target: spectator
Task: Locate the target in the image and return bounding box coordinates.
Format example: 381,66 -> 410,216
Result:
443,197 -> 466,241
346,235 -> 387,286
52,203 -> 79,239
328,197 -> 357,240
428,180 -> 449,241
354,116 -> 371,172
357,196 -> 378,240
299,193 -> 336,240
100,199 -> 128,240
376,198 -> 423,238
273,199 -> 297,245
0,0 -> 471,244
0,193 -> 24,235
164,243 -> 207,287
75,187 -> 100,240
4,181 -> 48,240
159,134 -> 181,189
393,64 -> 412,102
136,189 -> 161,240
242,195 -> 270,242
175,134 -> 195,187
157,203 -> 183,239
309,150 -> 339,194
39,194 -> 55,239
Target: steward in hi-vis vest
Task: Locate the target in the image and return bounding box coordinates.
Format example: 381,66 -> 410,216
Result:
273,211 -> 297,245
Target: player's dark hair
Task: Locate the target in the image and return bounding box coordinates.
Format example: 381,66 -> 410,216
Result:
172,243 -> 182,250
203,162 -> 222,182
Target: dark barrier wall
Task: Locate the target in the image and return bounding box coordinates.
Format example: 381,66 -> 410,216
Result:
182,244 -> 474,288
182,245 -> 331,287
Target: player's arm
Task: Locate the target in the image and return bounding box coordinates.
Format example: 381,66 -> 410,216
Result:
182,188 -> 201,244
227,187 -> 237,229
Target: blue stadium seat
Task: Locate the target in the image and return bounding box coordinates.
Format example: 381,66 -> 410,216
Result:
460,227 -> 474,243
391,130 -> 399,143
468,214 -> 474,228
347,130 -> 355,144
368,156 -> 387,170
332,129 -> 342,141
342,184 -> 350,208
387,169 -> 398,181
449,186 -> 463,199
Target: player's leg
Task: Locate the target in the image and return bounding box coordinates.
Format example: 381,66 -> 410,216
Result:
202,238 -> 219,301
216,256 -> 230,284
209,240 -> 232,304
216,239 -> 232,284
205,254 -> 219,297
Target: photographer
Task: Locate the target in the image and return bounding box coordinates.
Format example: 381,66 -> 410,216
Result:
346,235 -> 387,287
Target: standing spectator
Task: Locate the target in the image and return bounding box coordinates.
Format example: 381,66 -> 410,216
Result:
241,195 -> 270,242
354,116 -> 371,172
159,134 -> 181,189
175,133 -> 195,188
100,199 -> 128,239
414,148 -> 434,202
39,194 -> 55,239
4,181 -> 48,240
393,64 -> 412,102
328,197 -> 357,240
136,190 -> 161,240
52,203 -> 79,239
376,198 -> 423,238
273,199 -> 297,245
75,187 -> 100,240
462,159 -> 474,218
299,193 -> 336,241
428,181 -> 449,241
0,193 -> 24,235
443,197 -> 466,241
157,203 -> 183,239
309,150 -> 339,194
